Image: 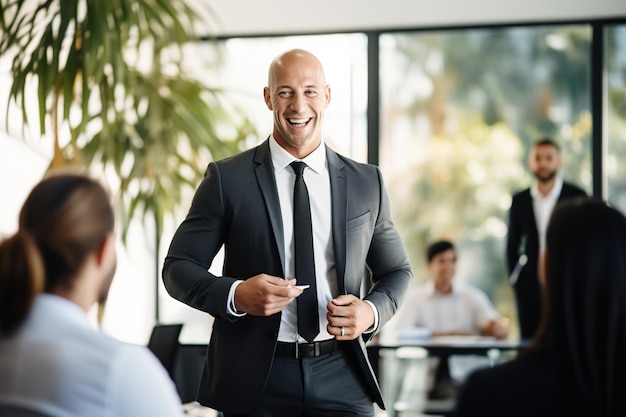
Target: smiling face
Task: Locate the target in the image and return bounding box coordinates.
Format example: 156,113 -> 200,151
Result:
429,248 -> 457,294
263,49 -> 331,159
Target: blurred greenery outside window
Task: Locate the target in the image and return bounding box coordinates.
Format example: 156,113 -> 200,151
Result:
162,24 -> 626,341
607,25 -> 626,214
379,25 -> 593,337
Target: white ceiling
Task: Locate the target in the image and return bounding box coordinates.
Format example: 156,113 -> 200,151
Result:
201,0 -> 626,37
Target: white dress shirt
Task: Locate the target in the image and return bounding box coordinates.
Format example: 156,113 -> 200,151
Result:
270,137 -> 337,342
0,294 -> 183,417
530,176 -> 563,257
392,282 -> 500,335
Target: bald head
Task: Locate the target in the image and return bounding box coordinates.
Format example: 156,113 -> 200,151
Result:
267,49 -> 327,91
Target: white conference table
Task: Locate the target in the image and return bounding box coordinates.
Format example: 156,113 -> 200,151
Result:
367,335 -> 529,378
369,335 -> 528,357
367,336 -> 529,417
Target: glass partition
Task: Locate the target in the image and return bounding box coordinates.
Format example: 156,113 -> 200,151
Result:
77,23 -> 617,344
379,25 -> 592,337
606,25 -> 626,213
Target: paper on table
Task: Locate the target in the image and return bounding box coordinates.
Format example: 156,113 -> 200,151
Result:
396,327 -> 432,342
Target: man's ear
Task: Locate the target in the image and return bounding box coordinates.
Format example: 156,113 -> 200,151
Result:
263,87 -> 273,110
324,85 -> 331,108
95,233 -> 115,267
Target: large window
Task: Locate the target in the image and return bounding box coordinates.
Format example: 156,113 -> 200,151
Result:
378,25 -> 592,336
153,23 -> 626,342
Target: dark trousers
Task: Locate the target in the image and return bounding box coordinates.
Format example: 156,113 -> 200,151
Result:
514,284 -> 541,340
223,348 -> 375,417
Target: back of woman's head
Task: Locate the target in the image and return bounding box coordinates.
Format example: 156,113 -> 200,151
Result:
0,172 -> 114,333
541,197 -> 626,416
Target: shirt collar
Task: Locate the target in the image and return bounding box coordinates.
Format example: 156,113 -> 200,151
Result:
31,293 -> 93,329
269,135 -> 326,174
530,176 -> 563,200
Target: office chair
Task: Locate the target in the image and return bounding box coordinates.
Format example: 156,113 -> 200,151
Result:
147,323 -> 183,381
174,344 -> 206,404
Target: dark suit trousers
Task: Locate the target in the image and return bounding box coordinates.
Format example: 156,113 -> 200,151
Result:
222,348 -> 375,417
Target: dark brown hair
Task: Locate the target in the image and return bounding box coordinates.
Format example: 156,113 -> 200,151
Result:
426,240 -> 455,263
534,197 -> 626,416
0,173 -> 114,333
534,136 -> 560,152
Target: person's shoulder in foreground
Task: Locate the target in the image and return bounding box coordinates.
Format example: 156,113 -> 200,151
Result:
455,349 -> 560,417
458,197 -> 626,417
0,171 -> 183,417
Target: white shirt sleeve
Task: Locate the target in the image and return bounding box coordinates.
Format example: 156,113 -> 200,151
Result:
109,345 -> 184,417
470,288 -> 500,328
363,300 -> 379,334
227,280 -> 247,317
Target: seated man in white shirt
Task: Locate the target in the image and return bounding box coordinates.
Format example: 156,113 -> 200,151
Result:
394,240 -> 509,339
390,240 -> 509,403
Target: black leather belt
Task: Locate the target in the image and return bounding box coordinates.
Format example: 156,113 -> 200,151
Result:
275,339 -> 340,358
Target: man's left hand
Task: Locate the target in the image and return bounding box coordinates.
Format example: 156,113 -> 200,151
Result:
326,295 -> 374,340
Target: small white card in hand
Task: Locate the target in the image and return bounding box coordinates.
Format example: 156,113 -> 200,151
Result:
290,284 -> 310,290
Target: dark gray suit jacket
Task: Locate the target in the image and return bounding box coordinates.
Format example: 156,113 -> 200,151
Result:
163,140 -> 412,413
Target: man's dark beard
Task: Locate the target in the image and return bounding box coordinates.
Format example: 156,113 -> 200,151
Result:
534,169 -> 557,183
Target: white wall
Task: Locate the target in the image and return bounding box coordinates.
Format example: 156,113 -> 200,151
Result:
202,0 -> 626,36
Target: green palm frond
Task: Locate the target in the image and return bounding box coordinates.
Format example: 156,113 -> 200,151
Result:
0,0 -> 256,241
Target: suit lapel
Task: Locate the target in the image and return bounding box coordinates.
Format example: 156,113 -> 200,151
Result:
254,140 -> 286,273
326,147 -> 347,294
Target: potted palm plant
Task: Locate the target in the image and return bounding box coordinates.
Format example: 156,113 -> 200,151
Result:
0,0 -> 256,320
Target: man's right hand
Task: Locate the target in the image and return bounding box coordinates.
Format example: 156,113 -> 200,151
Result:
483,317 -> 510,339
233,274 -> 303,316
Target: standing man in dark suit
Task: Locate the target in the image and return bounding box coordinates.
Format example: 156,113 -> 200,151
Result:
162,49 -> 413,417
506,138 -> 586,340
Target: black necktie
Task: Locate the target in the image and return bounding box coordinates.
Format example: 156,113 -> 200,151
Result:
290,161 -> 319,342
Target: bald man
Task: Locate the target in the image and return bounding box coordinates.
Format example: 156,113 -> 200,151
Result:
163,49 -> 412,416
